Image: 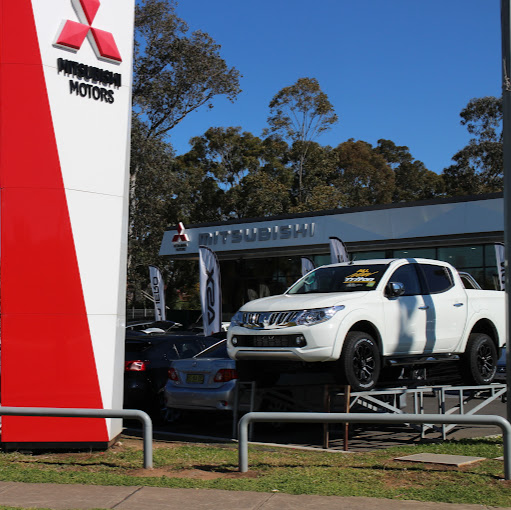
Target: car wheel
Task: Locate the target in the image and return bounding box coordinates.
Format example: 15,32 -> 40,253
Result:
340,331 -> 381,391
462,333 -> 497,385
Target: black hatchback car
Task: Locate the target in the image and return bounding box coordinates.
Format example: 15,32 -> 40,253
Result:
124,332 -> 218,415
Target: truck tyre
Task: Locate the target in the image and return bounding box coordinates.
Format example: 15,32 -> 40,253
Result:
461,333 -> 497,385
340,331 -> 381,391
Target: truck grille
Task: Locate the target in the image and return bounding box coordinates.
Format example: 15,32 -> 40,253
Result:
233,334 -> 306,348
241,311 -> 299,329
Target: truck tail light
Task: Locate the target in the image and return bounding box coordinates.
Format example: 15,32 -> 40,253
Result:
214,369 -> 238,382
168,367 -> 179,381
125,360 -> 148,372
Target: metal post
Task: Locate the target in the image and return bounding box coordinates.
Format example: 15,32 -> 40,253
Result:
249,381 -> 256,440
501,0 -> 511,424
232,381 -> 240,439
322,385 -> 330,449
343,385 -> 351,452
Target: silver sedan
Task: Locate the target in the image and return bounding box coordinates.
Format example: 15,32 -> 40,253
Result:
162,340 -> 239,420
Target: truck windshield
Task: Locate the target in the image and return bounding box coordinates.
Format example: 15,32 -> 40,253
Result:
287,264 -> 389,294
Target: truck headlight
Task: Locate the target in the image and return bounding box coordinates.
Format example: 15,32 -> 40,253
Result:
230,311 -> 243,328
295,305 -> 345,326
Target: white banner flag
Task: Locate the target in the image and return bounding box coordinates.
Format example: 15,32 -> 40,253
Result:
495,243 -> 505,291
329,237 -> 349,264
199,246 -> 222,336
301,257 -> 315,276
149,266 -> 166,321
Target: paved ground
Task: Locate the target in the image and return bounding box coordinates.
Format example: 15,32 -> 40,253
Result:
0,481 -> 507,510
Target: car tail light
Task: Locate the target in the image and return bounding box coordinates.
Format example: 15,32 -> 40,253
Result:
168,367 -> 179,381
214,369 -> 238,382
125,360 -> 148,372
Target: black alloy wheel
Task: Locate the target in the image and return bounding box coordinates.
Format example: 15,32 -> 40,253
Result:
462,333 -> 497,385
477,342 -> 496,380
340,331 -> 381,391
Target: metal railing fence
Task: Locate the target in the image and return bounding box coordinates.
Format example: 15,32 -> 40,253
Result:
238,412 -> 511,479
0,407 -> 153,469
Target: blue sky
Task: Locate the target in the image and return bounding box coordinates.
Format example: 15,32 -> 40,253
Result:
169,0 -> 501,174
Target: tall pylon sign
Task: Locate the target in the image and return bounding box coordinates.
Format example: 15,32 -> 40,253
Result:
0,0 -> 134,446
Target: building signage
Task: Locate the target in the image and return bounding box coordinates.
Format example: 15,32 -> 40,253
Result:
0,0 -> 135,446
162,221 -> 317,256
160,197 -> 505,260
55,0 -> 122,62
172,222 -> 190,252
57,58 -> 120,103
55,0 -> 122,104
199,223 -> 316,246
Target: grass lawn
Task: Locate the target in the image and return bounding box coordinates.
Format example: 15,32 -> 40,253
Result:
0,436 -> 509,507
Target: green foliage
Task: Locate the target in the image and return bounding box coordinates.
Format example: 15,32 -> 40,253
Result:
128,117 -> 175,305
180,127 -> 294,219
128,0 -> 242,304
376,139 -> 445,202
442,96 -> 503,196
264,78 -> 338,202
265,77 -> 338,142
133,0 -> 241,139
331,139 -> 395,207
188,127 -> 263,187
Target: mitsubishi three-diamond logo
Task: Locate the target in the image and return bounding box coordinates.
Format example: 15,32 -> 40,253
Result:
172,223 -> 190,243
56,0 -> 122,63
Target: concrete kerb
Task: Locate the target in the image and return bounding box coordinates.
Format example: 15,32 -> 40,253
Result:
238,412 -> 511,478
0,406 -> 153,469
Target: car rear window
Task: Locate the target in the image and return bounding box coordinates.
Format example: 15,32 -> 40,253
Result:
196,341 -> 228,359
125,340 -> 152,358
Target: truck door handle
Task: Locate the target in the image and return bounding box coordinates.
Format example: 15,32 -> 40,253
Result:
418,306 -> 429,310
453,303 -> 464,307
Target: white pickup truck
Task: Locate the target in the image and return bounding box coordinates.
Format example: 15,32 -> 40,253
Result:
227,258 -> 505,390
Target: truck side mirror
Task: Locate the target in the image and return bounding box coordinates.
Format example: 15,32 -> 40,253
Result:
386,281 -> 405,298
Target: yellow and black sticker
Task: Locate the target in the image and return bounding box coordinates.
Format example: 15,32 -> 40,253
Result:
344,268 -> 380,284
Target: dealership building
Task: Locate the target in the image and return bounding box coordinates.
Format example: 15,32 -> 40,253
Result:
160,193 -> 504,317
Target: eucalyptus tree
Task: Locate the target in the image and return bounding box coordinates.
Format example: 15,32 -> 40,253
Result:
187,127 -> 262,187
128,117 -> 176,307
182,127 -> 293,219
375,139 -> 444,202
133,0 -> 242,139
331,139 -> 395,207
128,0 -> 241,306
442,96 -> 502,196
264,77 -> 338,202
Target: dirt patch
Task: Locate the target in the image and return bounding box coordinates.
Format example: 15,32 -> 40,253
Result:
128,467 -> 258,479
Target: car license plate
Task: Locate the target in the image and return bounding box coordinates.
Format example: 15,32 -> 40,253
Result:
186,373 -> 204,384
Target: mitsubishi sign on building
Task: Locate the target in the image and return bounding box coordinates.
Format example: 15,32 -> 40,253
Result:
0,0 -> 134,446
